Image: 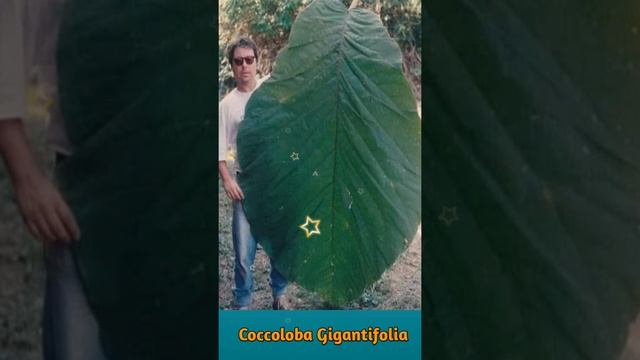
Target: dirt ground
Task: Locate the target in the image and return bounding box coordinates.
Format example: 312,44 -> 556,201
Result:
217,184 -> 422,310
1,118 -> 639,359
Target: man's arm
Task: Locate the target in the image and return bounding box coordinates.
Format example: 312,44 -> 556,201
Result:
218,160 -> 244,201
218,102 -> 243,202
0,118 -> 80,242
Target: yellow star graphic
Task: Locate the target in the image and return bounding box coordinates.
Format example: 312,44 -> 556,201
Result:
299,216 -> 321,238
290,152 -> 300,161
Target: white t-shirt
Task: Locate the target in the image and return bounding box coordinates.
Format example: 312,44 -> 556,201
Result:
218,76 -> 268,171
0,0 -> 72,155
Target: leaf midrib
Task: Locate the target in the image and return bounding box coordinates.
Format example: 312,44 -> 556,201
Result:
329,5 -> 353,284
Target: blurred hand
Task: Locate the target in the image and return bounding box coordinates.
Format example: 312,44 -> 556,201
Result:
14,173 -> 80,243
223,178 -> 244,201
0,118 -> 79,243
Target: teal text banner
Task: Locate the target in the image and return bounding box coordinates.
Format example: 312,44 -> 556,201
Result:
219,310 -> 421,360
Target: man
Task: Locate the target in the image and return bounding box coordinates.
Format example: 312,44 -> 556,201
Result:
219,36 -> 289,310
0,0 -> 107,359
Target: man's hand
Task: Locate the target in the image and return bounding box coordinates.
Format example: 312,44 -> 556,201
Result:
223,177 -> 244,201
218,160 -> 244,201
15,172 -> 80,242
0,118 -> 80,242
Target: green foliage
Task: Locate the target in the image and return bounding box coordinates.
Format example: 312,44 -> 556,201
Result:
343,0 -> 421,52
224,0 -> 308,39
218,0 -> 421,98
237,0 -> 421,304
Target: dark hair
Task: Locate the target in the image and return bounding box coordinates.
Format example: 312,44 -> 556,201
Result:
226,36 -> 258,64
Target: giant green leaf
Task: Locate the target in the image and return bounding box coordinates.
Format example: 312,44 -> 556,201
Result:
237,0 -> 421,304
55,1 -> 216,359
425,1 -> 640,359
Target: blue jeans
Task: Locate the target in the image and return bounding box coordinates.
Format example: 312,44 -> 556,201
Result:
43,244 -> 107,360
232,201 -> 287,307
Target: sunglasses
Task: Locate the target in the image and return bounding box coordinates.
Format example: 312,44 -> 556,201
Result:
232,56 -> 255,66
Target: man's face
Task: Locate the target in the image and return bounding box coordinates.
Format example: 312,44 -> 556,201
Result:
231,46 -> 257,85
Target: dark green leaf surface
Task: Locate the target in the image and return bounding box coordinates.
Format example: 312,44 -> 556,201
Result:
237,0 -> 421,304
426,1 -> 640,359
55,1 -> 216,359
